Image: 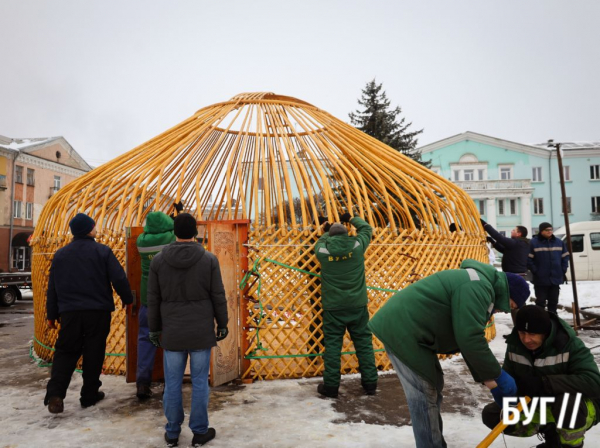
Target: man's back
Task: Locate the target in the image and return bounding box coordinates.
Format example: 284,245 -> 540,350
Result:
147,242 -> 227,351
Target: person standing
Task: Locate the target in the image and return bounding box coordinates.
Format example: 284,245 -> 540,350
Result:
147,213 -> 228,447
528,222 -> 570,315
368,259 -> 531,447
45,213 -> 133,413
135,211 -> 175,399
482,305 -> 600,447
481,220 -> 530,277
314,213 -> 378,398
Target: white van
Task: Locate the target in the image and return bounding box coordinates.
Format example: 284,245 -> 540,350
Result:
554,221 -> 600,281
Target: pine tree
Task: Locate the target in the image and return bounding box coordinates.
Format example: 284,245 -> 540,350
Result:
349,79 -> 430,168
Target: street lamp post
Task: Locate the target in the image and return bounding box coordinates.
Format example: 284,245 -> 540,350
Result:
548,139 -> 581,327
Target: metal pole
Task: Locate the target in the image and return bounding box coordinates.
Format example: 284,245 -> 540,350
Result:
8,150 -> 19,272
549,140 -> 581,327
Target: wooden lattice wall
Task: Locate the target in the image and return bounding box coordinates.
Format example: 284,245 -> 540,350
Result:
31,92 -> 489,376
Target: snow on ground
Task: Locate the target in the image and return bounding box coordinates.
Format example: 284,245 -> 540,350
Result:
1,286 -> 599,447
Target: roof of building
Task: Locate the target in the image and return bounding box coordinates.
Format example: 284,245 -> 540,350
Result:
0,135 -> 92,171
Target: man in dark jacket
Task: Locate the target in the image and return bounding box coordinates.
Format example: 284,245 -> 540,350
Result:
45,213 -> 133,414
135,211 -> 175,399
481,220 -> 530,276
528,222 -> 570,314
314,213 -> 378,398
147,213 -> 228,448
482,305 -> 600,447
368,259 -> 531,448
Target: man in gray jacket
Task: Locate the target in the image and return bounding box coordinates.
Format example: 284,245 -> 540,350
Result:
147,213 -> 228,447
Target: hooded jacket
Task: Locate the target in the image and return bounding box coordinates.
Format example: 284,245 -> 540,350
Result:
147,241 -> 228,351
503,313 -> 600,416
368,259 -> 510,389
136,212 -> 175,306
314,216 -> 372,310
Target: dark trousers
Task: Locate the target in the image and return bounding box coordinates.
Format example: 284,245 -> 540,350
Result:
45,310 -> 111,404
534,285 -> 561,314
322,306 -> 378,387
136,305 -> 157,385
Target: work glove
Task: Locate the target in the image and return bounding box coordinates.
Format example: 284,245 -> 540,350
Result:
516,376 -> 547,397
480,218 -> 488,228
317,216 -> 331,232
491,369 -> 517,407
170,201 -> 184,219
486,236 -> 495,245
216,327 -> 229,341
149,331 -> 162,348
449,223 -> 458,233
340,212 -> 352,223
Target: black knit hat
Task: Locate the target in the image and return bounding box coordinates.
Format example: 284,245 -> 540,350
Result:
539,222 -> 553,232
516,305 -> 552,334
505,273 -> 530,309
173,213 -> 198,239
329,223 -> 348,237
69,213 -> 95,237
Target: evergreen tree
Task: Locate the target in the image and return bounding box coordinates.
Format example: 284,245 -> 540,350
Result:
349,79 -> 430,168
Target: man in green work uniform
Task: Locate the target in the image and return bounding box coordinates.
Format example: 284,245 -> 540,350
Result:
482,305 -> 600,447
135,211 -> 176,399
314,212 -> 378,398
369,259 -> 531,447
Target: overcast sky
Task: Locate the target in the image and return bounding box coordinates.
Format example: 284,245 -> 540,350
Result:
2,1 -> 598,166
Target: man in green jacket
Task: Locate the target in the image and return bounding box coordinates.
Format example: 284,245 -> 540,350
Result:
482,305 -> 600,447
135,211 -> 176,399
314,213 -> 378,398
368,259 -> 531,448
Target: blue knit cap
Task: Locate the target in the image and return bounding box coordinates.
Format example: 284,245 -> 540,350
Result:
505,273 -> 530,308
69,213 -> 95,237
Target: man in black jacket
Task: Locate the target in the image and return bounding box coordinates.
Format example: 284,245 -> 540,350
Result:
45,213 -> 133,414
147,213 -> 228,448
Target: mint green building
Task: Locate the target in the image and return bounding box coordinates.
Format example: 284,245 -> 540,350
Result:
419,132 -> 600,236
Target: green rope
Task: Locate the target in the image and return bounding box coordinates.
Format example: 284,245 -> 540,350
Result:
29,342 -> 83,373
33,336 -> 126,357
239,259 -> 268,356
245,348 -> 386,360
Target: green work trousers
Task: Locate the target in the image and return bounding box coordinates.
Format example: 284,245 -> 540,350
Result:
322,306 -> 378,387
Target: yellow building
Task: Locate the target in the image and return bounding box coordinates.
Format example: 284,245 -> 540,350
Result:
0,135 -> 91,272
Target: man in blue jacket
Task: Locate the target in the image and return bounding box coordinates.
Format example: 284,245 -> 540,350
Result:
528,222 -> 570,315
45,213 -> 133,414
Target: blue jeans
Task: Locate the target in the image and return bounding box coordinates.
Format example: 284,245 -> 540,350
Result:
136,305 -> 157,385
386,346 -> 447,448
163,348 -> 212,438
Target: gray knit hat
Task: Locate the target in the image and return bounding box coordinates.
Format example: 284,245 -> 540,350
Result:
328,223 -> 348,237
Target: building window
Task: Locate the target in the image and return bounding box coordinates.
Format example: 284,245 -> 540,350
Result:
464,169 -> 474,181
591,165 -> 600,180
478,169 -> 485,180
54,175 -> 61,189
510,199 -> 517,215
563,166 -> 571,181
562,197 -> 572,214
257,177 -> 264,191
479,200 -> 485,215
26,202 -> 33,220
532,167 -> 542,182
499,166 -> 512,180
453,170 -> 460,181
498,199 -> 505,216
534,198 -> 544,215
15,165 -> 23,183
592,197 -> 600,214
26,168 -> 35,186
13,201 -> 22,218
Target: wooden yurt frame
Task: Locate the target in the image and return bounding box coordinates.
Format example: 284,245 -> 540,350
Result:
31,92 -> 490,378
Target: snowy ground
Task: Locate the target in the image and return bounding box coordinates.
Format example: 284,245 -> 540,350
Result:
1,287 -> 599,448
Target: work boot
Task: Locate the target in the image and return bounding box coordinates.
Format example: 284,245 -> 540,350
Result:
136,383 -> 153,400
80,391 -> 105,408
47,396 -> 64,414
192,428 -> 216,446
317,383 -> 339,398
164,432 -> 178,447
536,425 -> 560,448
362,382 -> 377,395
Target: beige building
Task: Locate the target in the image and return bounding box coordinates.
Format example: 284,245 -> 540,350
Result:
0,135 -> 91,272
